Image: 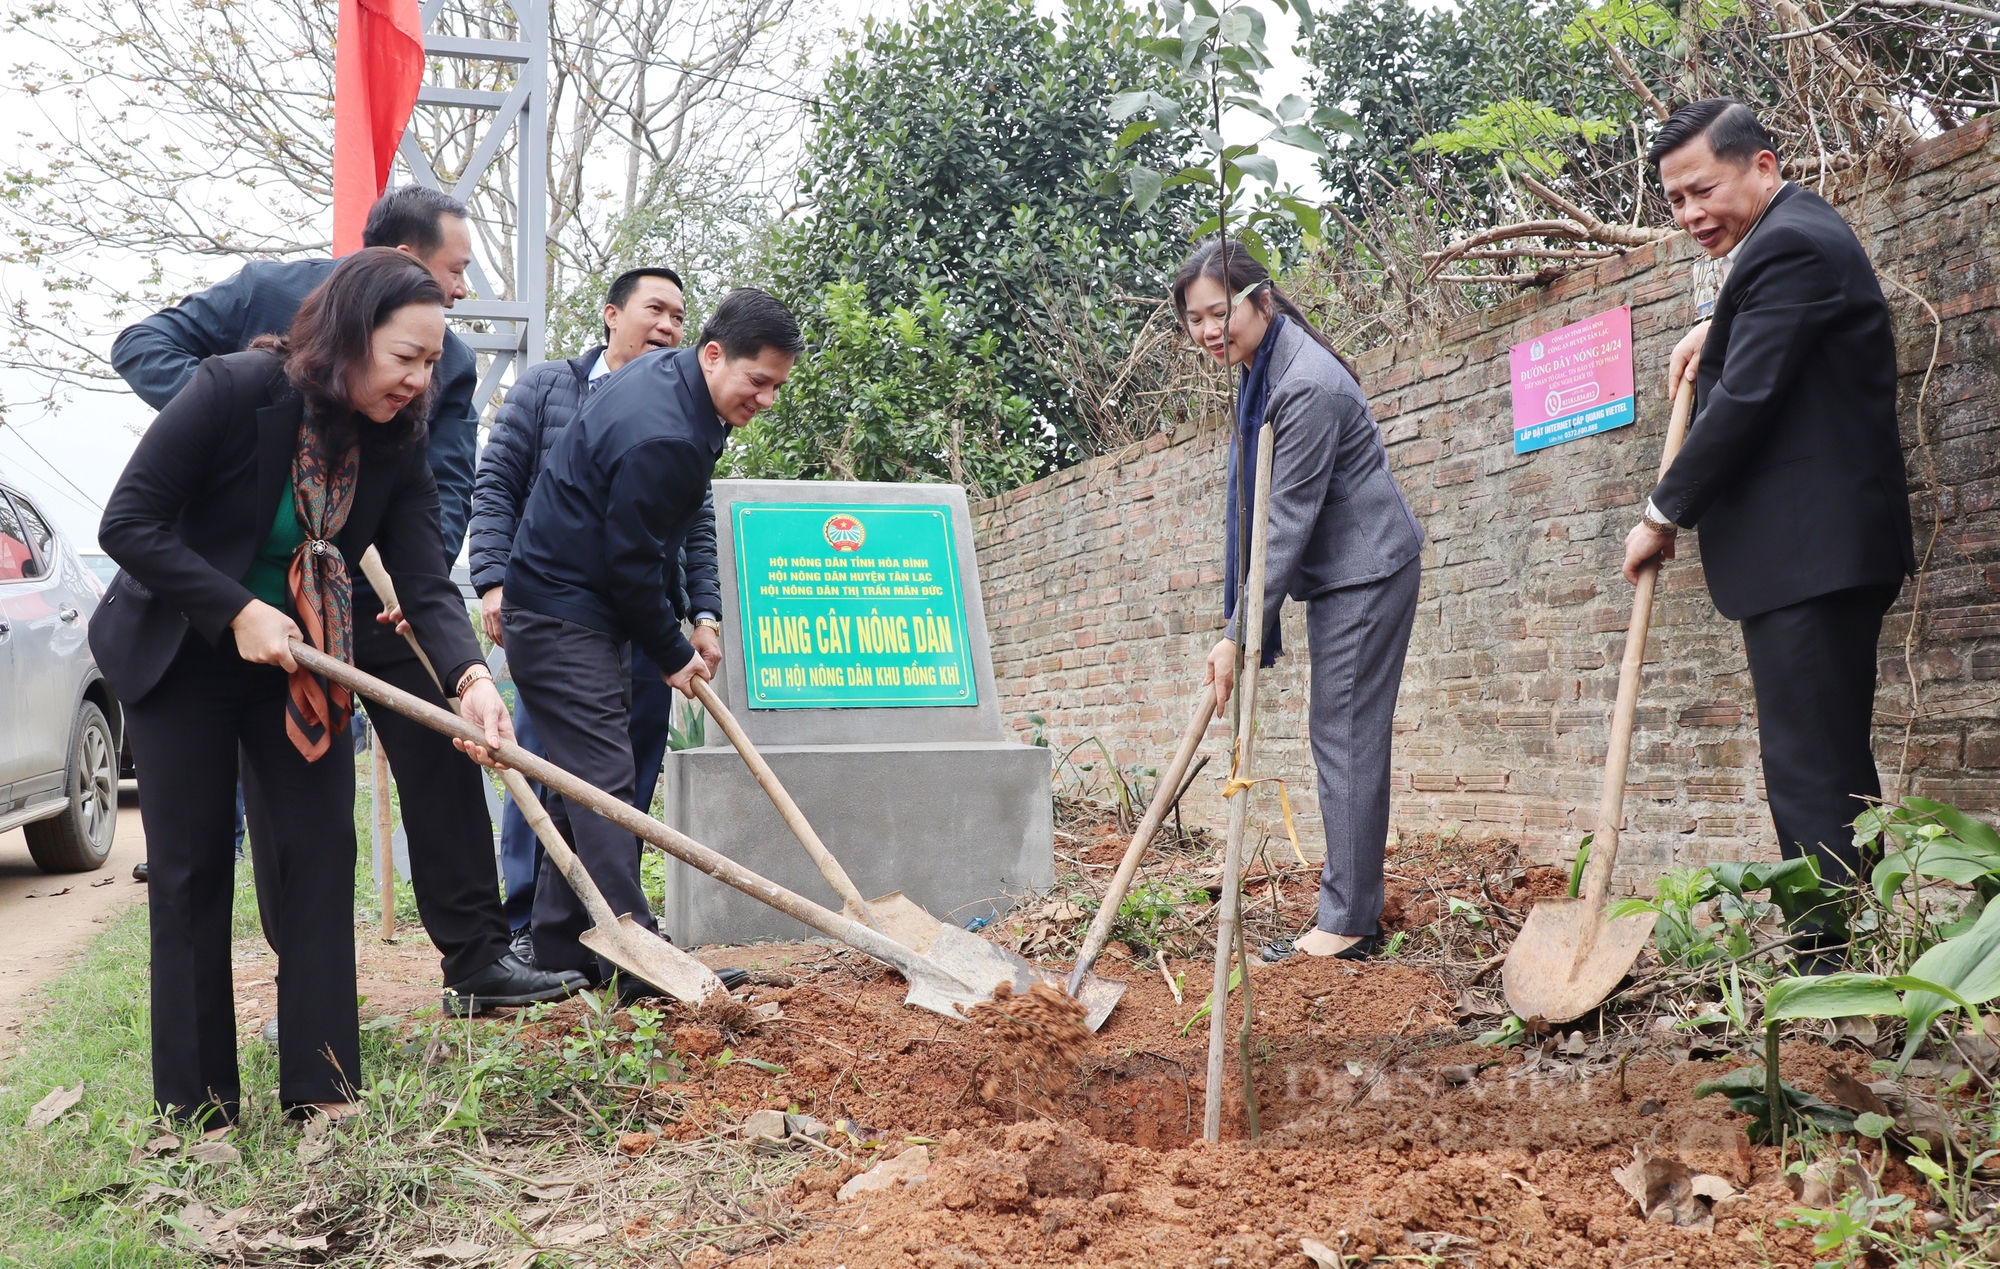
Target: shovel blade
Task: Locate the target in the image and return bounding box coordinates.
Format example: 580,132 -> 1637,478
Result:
1501,898 -> 1657,1025
580,915 -> 726,1005
866,891 -> 945,955
1074,973 -> 1127,1032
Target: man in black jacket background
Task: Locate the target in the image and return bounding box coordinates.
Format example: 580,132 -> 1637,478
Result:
110,185 -> 582,1013
468,266 -> 722,954
1624,101 -> 1914,961
504,288 -> 801,993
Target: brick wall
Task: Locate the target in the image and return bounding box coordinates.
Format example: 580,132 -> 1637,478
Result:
972,117 -> 2000,893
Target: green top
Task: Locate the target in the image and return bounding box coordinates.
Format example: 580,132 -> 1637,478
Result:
241,483 -> 306,611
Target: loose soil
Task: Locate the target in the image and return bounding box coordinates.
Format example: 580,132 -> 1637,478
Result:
231,830 -> 1903,1266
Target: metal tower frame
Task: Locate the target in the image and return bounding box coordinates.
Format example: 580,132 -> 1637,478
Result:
399,0 -> 548,413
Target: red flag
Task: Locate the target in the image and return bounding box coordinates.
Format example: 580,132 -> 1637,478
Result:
331,0 -> 426,255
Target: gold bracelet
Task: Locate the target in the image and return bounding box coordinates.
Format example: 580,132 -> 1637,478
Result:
456,663 -> 494,696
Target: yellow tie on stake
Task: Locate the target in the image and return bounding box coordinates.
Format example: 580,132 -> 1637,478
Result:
1222,764 -> 1307,868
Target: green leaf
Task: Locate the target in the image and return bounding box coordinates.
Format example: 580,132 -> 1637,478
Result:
1569,836 -> 1592,898
1906,797 -> 2000,856
1311,105 -> 1361,137
1907,1153 -> 1948,1181
1277,195 -> 1322,238
1764,973 -> 1904,1023
1287,0 -> 1316,40
1853,1111 -> 1895,1139
1902,899 -> 2000,1061
1276,93 -> 1308,122
1237,226 -> 1272,269
1128,165 -> 1164,213
1606,897 -> 1660,921
1108,90 -> 1155,121
1115,119 -> 1162,150
1267,123 -> 1331,157
1234,152 -> 1280,185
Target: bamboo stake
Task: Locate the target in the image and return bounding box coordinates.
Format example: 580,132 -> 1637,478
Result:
373,726 -> 395,940
1204,421 -> 1276,1141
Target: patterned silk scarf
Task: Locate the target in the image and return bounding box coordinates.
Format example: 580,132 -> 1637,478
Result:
282,404 -> 361,761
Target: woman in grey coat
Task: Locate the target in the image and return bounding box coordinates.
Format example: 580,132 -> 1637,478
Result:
1174,241 -> 1424,960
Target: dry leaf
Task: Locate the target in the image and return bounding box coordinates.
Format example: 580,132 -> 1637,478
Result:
616,1131 -> 658,1156
25,1083 -> 83,1129
500,1252 -> 542,1269
187,1140 -> 240,1165
540,1222 -> 608,1248
131,1183 -> 186,1208
1825,1015 -> 1880,1050
90,876 -> 115,887
522,1183 -> 574,1202
1300,1237 -> 1343,1268
23,887 -> 72,899
1789,1153 -> 1877,1208
414,1240 -> 489,1262
1611,1146 -> 1729,1230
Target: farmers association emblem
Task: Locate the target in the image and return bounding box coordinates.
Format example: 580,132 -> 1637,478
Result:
823,514 -> 865,552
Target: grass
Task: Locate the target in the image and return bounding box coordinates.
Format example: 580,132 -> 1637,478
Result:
0,809 -> 814,1267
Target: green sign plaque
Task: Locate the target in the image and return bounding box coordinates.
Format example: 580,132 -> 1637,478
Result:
732,502 -> 978,709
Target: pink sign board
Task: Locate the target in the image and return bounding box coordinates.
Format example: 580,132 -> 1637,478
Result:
1509,305 -> 1635,454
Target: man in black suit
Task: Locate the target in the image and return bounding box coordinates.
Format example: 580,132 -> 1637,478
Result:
1624,100 -> 1914,961
503,288 -> 801,997
111,186 -> 581,1014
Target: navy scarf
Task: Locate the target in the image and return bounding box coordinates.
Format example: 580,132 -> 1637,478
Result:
1223,314 -> 1286,668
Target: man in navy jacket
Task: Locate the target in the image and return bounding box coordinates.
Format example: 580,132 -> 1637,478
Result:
504,288 -> 801,993
112,186 -> 480,552
1624,101 -> 1913,965
110,186 -> 582,1014
469,266 -> 722,954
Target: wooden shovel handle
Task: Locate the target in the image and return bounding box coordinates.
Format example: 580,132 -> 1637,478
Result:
1067,685 -> 1216,995
353,548 -> 624,934
1579,374 -> 1698,914
287,639 -> 938,981
687,677 -> 880,928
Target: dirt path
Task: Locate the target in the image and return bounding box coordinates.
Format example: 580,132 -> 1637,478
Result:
0,786 -> 148,1056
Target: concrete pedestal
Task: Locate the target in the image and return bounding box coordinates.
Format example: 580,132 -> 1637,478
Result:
658,741 -> 1053,946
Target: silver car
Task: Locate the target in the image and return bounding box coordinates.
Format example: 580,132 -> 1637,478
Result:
0,481 -> 121,871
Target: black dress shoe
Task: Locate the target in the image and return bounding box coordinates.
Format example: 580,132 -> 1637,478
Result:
444,954 -> 588,1017
1333,934 -> 1379,961
132,859 -> 148,882
508,927 -> 536,967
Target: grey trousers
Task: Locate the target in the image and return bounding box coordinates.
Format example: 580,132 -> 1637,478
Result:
1307,555 -> 1421,936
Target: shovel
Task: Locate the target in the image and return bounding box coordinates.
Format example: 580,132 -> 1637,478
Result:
1063,685 -> 1217,1022
353,551 -> 722,1004
289,637 -> 1041,1021
688,678 -> 1128,1029
1501,371 -> 1696,1024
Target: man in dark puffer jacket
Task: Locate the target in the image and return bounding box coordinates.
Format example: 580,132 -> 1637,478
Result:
469,267 -> 723,957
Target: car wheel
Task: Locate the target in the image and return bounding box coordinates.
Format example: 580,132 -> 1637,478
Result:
24,701 -> 118,873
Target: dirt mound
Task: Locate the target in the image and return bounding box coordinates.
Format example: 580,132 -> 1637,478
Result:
774,1134 -> 1821,1268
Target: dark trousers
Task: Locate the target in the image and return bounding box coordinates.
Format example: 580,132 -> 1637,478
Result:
1307,555 -> 1422,937
503,606 -> 660,980
497,646 -> 676,930
243,609 -> 510,985
128,630 -> 360,1120
1741,583 -> 1900,917
629,643 -> 676,814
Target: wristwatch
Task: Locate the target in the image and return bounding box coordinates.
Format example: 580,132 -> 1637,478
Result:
692,615 -> 722,632
1640,499 -> 1677,532
456,662 -> 495,696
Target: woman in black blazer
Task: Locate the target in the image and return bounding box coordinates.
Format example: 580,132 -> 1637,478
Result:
93,249 -> 512,1126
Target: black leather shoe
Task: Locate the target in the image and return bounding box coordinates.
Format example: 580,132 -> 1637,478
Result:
444,954 -> 588,1017
1333,934 -> 1379,961
132,859 -> 148,882
508,927 -> 536,967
